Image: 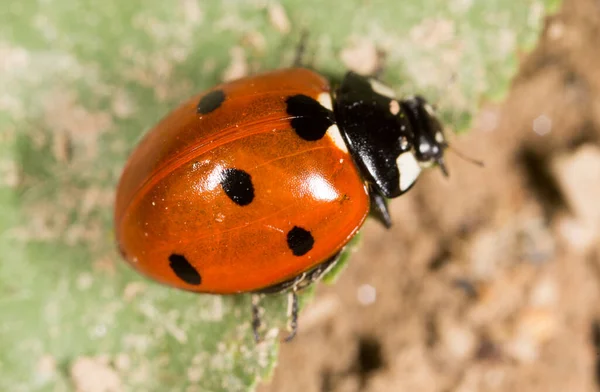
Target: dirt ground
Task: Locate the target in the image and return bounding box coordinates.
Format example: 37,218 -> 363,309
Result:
260,1 -> 600,391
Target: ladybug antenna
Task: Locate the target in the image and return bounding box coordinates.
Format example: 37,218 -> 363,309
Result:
446,143 -> 485,168
437,156 -> 449,177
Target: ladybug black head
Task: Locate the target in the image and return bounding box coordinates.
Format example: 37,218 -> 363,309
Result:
400,95 -> 448,176
334,71 -> 449,199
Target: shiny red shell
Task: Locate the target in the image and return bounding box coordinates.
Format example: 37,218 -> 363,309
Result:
114,68 -> 369,294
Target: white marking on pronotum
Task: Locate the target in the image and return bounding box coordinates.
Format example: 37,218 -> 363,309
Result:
317,92 -> 333,110
317,92 -> 349,153
326,124 -> 349,153
419,143 -> 431,154
368,78 -> 397,99
396,152 -> 422,192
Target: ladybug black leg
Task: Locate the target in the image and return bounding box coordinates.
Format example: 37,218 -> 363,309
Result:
284,290 -> 299,342
253,253 -> 340,342
292,30 -> 310,68
368,184 -> 392,229
371,48 -> 388,80
251,294 -> 263,343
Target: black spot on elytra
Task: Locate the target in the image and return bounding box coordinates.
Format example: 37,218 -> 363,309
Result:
286,226 -> 314,256
220,168 -> 254,206
197,89 -> 225,114
168,254 -> 201,285
286,94 -> 334,141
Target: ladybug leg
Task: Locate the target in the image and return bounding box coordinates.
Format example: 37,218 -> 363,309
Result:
292,30 -> 310,67
371,49 -> 388,80
284,290 -> 299,342
253,252 -> 341,342
368,184 -> 392,229
363,47 -> 389,80
251,294 -> 263,343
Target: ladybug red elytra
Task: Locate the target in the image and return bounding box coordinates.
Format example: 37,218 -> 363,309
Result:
114,68 -> 448,341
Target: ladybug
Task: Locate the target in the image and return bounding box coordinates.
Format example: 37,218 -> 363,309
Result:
114,68 -> 448,341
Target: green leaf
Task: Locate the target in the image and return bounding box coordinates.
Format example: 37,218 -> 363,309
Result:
0,0 -> 560,390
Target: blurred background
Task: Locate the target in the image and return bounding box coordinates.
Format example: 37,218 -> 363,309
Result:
3,0 -> 600,391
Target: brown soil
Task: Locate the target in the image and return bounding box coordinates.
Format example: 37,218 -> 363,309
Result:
260,0 -> 600,391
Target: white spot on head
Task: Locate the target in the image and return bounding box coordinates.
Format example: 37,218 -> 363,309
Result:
419,143 -> 431,154
326,124 -> 349,153
389,100 -> 400,115
317,92 -> 333,110
400,136 -> 409,149
368,78 -> 397,99
396,152 -> 422,192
